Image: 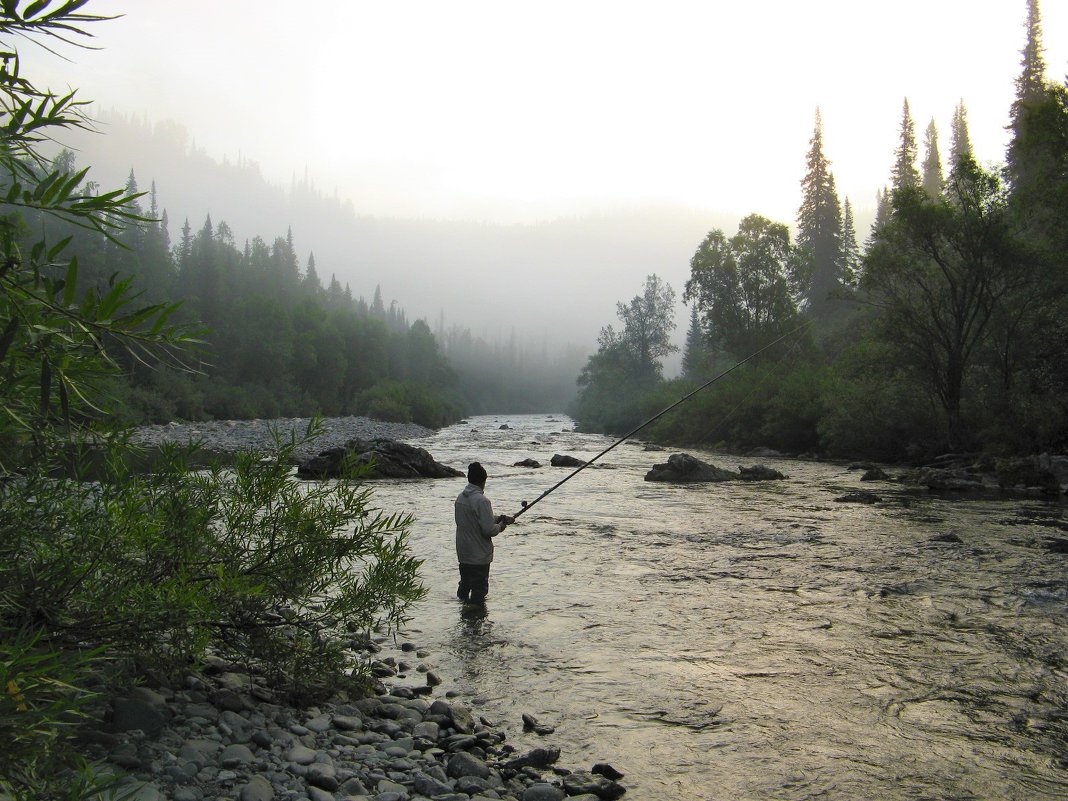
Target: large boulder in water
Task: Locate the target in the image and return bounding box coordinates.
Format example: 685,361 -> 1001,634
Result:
645,453 -> 786,483
296,438 -> 462,480
644,453 -> 738,483
550,454 -> 586,467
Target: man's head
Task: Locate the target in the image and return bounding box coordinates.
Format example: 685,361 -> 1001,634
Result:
467,462 -> 488,487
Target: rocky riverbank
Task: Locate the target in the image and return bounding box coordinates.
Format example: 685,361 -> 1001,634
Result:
87,633 -> 625,801
129,417 -> 436,463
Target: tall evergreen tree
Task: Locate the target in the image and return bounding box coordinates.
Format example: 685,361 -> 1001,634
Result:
303,251 -> 321,294
681,304 -> 708,380
796,108 -> 845,315
840,197 -> 860,284
371,285 -> 386,319
949,100 -> 973,170
176,218 -> 193,278
892,98 -> 920,191
1007,0 -> 1050,186
921,119 -> 944,197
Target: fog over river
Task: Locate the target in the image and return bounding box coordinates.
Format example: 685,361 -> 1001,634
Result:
364,414 -> 1068,800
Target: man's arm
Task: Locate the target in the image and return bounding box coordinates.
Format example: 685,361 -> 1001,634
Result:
477,496 -> 503,537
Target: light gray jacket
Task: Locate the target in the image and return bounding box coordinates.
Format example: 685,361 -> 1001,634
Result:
454,483 -> 501,565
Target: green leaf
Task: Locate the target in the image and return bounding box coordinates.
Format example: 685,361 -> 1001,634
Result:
39,356 -> 51,416
61,257 -> 77,306
23,1 -> 55,23
47,236 -> 72,262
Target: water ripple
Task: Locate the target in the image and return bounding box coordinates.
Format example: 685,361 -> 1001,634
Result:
365,414 -> 1068,800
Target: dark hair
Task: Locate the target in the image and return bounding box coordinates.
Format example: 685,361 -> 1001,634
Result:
467,462 -> 487,485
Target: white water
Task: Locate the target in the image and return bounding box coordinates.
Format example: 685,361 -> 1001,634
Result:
366,414 -> 1068,800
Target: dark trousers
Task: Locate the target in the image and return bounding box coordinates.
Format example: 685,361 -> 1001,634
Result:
457,562 -> 491,603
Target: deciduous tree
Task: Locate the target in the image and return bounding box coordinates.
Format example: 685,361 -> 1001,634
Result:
684,214 -> 800,360
862,159 -> 1033,449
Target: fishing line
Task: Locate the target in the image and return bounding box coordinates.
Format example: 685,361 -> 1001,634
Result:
509,320 -> 811,521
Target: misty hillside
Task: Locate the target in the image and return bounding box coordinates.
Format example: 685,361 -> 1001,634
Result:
57,111 -> 736,355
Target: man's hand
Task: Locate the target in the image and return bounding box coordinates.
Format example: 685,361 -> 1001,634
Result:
496,514 -> 515,529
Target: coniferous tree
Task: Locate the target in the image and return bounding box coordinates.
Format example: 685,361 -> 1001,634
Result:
921,119 -> 944,197
1006,0 -> 1053,191
892,99 -> 920,191
796,108 -> 845,315
840,197 -> 860,284
371,285 -> 386,319
176,218 -> 193,278
681,303 -> 709,380
303,251 -> 321,294
868,187 -> 892,247
949,100 -> 973,170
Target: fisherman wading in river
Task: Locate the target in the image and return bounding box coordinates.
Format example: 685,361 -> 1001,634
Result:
454,462 -> 514,604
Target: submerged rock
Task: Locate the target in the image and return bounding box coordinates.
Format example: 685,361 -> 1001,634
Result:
296,438 -> 462,480
861,467 -> 891,482
514,458 -> 542,468
738,464 -> 787,481
644,453 -> 786,483
834,491 -> 881,504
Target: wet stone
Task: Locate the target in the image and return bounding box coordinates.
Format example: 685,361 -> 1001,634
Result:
522,784 -> 566,801
377,778 -> 408,795
306,713 -> 333,733
412,769 -> 453,796
412,721 -> 439,741
305,762 -> 339,791
331,714 -> 363,731
219,743 -> 254,767
239,775 -> 275,801
286,744 -> 318,765
563,771 -> 626,799
447,751 -> 490,779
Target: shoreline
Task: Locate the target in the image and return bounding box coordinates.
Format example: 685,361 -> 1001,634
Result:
100,417 -> 627,800
129,416 -> 437,462
128,415 -> 1068,498
88,631 -> 625,801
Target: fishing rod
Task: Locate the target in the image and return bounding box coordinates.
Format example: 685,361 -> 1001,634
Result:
508,320 -> 810,521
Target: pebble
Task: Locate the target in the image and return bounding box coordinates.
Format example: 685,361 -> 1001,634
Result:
86,638 -> 627,801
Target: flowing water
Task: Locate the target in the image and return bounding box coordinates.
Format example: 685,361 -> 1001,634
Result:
364,414 -> 1068,800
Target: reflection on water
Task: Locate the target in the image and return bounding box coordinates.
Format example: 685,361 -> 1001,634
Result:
366,414 -> 1068,800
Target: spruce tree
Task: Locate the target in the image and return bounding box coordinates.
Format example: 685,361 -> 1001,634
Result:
921,119 -> 944,197
949,100 -> 973,171
796,108 -> 844,316
681,304 -> 707,380
303,251 -> 321,294
840,197 -> 860,284
892,98 -> 920,191
1006,0 -> 1059,204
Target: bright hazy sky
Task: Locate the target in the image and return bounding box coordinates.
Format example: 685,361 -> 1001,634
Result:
24,0 -> 1068,225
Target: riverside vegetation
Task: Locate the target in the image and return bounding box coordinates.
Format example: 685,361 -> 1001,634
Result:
0,6 -> 425,799
571,1 -> 1068,464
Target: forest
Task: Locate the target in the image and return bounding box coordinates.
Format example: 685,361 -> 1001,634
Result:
571,1 -> 1067,462
20,159 -> 589,428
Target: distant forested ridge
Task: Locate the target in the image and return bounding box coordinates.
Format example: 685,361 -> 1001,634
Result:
17,163 -> 464,426
572,0 -> 1068,461
21,157 -> 594,425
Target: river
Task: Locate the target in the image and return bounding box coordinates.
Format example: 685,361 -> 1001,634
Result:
365,413 -> 1068,800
